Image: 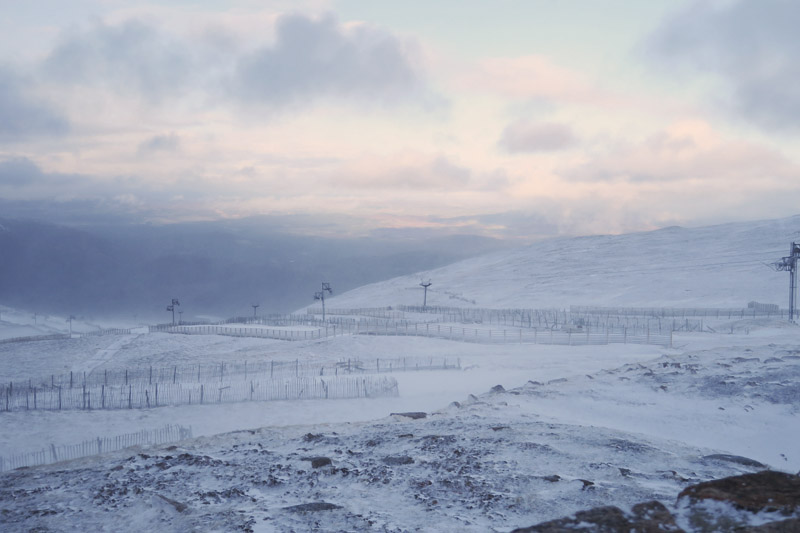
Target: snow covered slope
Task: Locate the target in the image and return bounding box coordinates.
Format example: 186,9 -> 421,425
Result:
325,216 -> 800,310
1,216 -> 799,532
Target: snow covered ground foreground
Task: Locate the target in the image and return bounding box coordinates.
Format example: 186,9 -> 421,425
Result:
2,216 -> 800,531
1,319 -> 798,531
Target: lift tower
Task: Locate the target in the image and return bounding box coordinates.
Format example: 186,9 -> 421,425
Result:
314,282 -> 333,321
772,242 -> 800,322
419,280 -> 432,309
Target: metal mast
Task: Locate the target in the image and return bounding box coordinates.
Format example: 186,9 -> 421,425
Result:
772,243 -> 800,322
419,279 -> 432,309
314,282 -> 333,321
166,298 -> 180,325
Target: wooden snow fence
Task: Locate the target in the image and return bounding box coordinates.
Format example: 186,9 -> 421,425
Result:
0,333 -> 71,345
152,318 -> 671,348
5,356 -> 455,396
354,321 -> 672,348
0,375 -> 399,412
0,424 -> 192,472
570,305 -> 788,319
152,324 -> 336,341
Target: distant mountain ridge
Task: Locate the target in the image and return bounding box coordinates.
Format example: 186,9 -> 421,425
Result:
0,217 -> 509,320
324,215 -> 800,310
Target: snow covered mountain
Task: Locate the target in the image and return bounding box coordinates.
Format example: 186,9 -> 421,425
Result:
325,215 -> 800,310
1,215 -> 799,532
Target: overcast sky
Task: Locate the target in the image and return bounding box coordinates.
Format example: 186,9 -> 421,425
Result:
1,0 -> 799,240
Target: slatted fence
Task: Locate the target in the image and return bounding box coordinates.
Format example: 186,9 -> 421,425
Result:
0,424 -> 192,472
1,375 -> 399,412
356,322 -> 672,347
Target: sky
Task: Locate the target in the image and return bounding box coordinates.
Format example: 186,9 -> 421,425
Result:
1,0 -> 799,241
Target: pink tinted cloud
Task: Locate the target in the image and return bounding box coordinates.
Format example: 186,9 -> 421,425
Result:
562,120 -> 797,184
455,55 -> 616,107
499,120 -> 578,153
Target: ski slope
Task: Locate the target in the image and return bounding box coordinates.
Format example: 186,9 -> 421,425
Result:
0,215 -> 799,531
324,216 -> 799,310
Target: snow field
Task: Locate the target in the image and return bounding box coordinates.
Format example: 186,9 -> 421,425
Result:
1,215 -> 800,530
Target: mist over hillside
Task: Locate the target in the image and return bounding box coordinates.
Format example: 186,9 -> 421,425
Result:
0,217 -> 509,321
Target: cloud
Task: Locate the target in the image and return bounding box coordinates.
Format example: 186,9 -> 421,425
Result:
562,120 -> 797,183
42,19 -> 197,102
336,153 -> 474,190
138,133 -> 180,155
455,55 -> 606,105
0,157 -> 46,186
647,0 -> 800,131
40,14 -> 435,111
233,13 -> 431,107
0,67 -> 69,141
499,120 -> 577,153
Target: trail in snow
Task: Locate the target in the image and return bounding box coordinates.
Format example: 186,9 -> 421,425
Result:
71,334 -> 139,376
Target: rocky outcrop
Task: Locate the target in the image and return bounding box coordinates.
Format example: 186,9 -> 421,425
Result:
512,471 -> 800,533
677,470 -> 800,514
511,501 -> 682,532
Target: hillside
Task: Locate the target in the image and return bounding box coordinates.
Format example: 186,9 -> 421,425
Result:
0,217 -> 508,320
325,216 -> 800,310
1,215 -> 799,531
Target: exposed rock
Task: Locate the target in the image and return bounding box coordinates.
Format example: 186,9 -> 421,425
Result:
155,493 -> 188,513
512,471 -> 800,532
490,384 -> 505,393
631,500 -> 681,531
511,502 -> 684,532
382,455 -> 414,466
390,412 -> 427,420
702,454 -> 768,468
304,456 -> 331,468
678,470 -> 800,514
283,502 -> 342,513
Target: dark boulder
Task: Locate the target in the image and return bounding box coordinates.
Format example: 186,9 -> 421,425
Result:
678,470 -> 800,514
